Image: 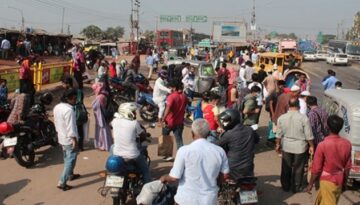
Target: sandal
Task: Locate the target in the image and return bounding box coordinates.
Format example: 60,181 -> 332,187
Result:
57,184 -> 73,191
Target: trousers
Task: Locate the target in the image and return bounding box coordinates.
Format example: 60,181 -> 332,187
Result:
281,151 -> 306,192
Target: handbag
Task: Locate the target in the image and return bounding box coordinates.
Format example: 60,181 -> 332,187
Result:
157,135 -> 174,157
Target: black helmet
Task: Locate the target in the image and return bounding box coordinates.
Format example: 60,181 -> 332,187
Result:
40,92 -> 53,105
218,109 -> 241,130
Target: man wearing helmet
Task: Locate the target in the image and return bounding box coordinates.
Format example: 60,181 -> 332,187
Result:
216,109 -> 257,180
153,69 -> 171,125
111,102 -> 151,183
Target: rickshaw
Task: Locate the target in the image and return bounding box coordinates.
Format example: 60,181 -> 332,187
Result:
166,60 -> 216,94
256,52 -> 286,73
322,89 -> 360,185
283,68 -> 310,89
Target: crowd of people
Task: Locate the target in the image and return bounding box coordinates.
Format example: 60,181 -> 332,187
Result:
0,43 -> 353,205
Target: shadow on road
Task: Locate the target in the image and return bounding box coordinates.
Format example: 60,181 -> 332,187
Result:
33,146 -> 63,168
73,171 -> 107,189
0,179 -> 31,205
257,175 -> 295,205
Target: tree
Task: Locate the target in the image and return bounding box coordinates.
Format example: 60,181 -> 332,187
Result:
80,25 -> 103,40
102,26 -> 125,41
143,30 -> 155,42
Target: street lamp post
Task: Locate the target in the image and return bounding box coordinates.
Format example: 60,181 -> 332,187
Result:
8,6 -> 25,33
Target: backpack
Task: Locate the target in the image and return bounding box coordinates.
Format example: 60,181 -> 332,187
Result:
74,90 -> 88,125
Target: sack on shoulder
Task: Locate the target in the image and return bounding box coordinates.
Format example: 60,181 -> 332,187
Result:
152,185 -> 177,205
157,135 -> 174,157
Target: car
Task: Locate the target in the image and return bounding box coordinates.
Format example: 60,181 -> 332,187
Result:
326,53 -> 348,66
303,51 -> 317,61
315,51 -> 328,60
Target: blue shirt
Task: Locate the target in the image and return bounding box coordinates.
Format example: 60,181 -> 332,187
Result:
169,138 -> 229,205
145,56 -> 154,65
322,75 -> 338,90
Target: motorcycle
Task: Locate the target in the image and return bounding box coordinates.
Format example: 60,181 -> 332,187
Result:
99,133 -> 151,205
137,92 -> 196,123
137,92 -> 158,122
218,177 -> 258,205
0,94 -> 57,167
110,73 -> 152,103
85,49 -> 105,70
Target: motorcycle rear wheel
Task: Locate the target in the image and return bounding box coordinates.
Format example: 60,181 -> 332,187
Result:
139,105 -> 157,122
13,146 -> 35,168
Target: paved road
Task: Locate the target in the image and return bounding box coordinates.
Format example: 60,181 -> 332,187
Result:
1,60 -> 360,205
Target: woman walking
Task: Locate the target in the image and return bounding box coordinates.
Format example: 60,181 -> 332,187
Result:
92,82 -> 113,151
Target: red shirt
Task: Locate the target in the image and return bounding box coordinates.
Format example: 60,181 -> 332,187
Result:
165,91 -> 188,128
311,135 -> 352,186
109,64 -> 117,78
203,104 -> 218,130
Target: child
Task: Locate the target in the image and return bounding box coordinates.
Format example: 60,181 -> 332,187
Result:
0,79 -> 8,106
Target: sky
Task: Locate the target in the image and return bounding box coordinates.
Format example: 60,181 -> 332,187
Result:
0,0 -> 359,39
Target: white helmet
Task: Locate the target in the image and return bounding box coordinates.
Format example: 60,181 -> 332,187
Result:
120,59 -> 127,67
117,102 -> 137,120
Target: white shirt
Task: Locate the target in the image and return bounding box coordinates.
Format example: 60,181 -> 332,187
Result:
181,67 -> 189,77
1,39 -> 10,50
111,117 -> 143,159
248,82 -> 263,106
182,73 -> 195,91
153,78 -> 171,104
53,103 -> 78,146
299,98 -> 308,115
238,67 -> 246,87
170,138 -> 229,205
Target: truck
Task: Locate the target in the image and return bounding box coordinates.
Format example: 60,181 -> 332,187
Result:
329,39 -> 360,61
279,39 -> 297,53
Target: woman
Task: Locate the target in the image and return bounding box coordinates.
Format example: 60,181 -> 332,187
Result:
92,82 -> 113,151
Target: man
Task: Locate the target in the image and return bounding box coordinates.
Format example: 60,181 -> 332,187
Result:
335,81 -> 343,89
1,38 -> 10,59
145,53 -> 154,80
295,74 -> 310,92
258,64 -> 268,83
306,115 -> 352,205
306,96 -> 329,147
243,86 -> 261,126
160,119 -> 229,205
299,90 -> 310,115
244,61 -> 255,83
273,85 -> 301,124
153,70 -> 171,125
267,80 -> 286,121
111,103 -> 151,183
322,71 -> 339,90
217,62 -> 230,106
53,89 -> 80,191
276,98 -> 314,193
217,109 -> 257,180
122,64 -> 139,101
162,80 -> 188,157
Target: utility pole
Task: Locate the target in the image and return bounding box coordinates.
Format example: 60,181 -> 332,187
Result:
8,6 -> 24,33
129,0 -> 140,53
61,7 -> 65,34
67,24 -> 71,35
134,0 -> 140,51
251,0 -> 256,41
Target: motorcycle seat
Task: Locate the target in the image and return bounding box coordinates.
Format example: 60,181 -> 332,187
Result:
235,176 -> 257,185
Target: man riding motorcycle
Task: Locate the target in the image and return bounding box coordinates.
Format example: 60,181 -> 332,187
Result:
121,64 -> 139,101
216,109 -> 257,180
110,102 -> 151,183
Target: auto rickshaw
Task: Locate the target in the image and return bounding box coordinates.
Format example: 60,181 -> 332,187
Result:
166,60 -> 216,94
256,52 -> 303,74
322,89 -> 360,185
283,68 -> 310,89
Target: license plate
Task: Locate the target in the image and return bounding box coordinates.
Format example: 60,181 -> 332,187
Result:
3,137 -> 17,147
105,175 -> 124,188
239,190 -> 258,204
